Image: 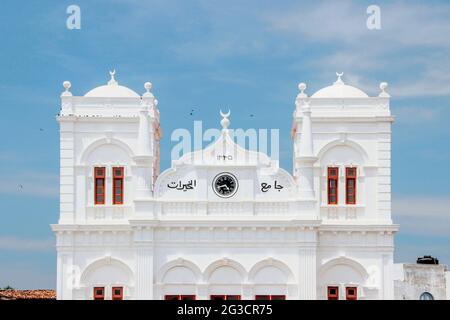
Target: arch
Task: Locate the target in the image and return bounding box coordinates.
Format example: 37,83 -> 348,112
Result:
80,256 -> 134,286
156,258 -> 202,283
79,137 -> 135,165
319,257 -> 369,280
419,292 -> 434,300
203,258 -> 247,283
316,139 -> 369,163
249,258 -> 295,284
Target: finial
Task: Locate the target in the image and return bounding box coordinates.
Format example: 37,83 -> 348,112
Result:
297,82 -> 307,98
62,81 -> 72,96
142,81 -> 155,98
335,72 -> 344,84
379,82 -> 390,97
220,109 -> 231,130
108,69 -> 118,85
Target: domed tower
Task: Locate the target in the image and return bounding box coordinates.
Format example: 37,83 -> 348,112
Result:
292,73 -> 397,299
292,73 -> 394,223
56,71 -> 161,224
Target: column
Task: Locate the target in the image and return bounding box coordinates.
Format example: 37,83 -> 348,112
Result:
133,227 -> 154,299
298,246 -> 317,299
296,101 -> 318,199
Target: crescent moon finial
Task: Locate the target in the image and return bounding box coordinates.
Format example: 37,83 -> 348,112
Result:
220,109 -> 230,118
220,109 -> 231,130
108,69 -> 117,85
335,72 -> 344,84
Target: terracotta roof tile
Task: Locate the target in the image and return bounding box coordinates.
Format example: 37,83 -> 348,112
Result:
0,290 -> 56,300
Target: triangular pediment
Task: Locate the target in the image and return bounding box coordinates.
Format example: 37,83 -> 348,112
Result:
174,129 -> 272,168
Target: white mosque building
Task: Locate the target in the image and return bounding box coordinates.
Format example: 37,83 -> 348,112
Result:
52,71 -> 399,300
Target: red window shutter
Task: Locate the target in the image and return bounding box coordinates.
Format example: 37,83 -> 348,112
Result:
327,286 -> 339,300
327,167 -> 339,205
164,295 -> 180,300
94,167 -> 105,205
112,286 -> 123,300
112,167 -> 124,205
346,287 -> 357,300
180,295 -> 196,300
93,287 -> 105,300
255,295 -> 286,300
346,167 -> 357,205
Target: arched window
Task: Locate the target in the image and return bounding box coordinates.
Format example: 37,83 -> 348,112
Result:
419,292 -> 434,300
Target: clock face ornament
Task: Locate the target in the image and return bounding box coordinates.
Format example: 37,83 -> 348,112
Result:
212,172 -> 238,198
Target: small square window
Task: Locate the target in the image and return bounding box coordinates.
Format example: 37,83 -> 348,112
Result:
346,287 -> 357,300
93,287 -> 105,300
327,286 -> 339,300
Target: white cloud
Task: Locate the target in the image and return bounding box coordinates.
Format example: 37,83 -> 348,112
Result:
264,1 -> 450,98
0,236 -> 54,252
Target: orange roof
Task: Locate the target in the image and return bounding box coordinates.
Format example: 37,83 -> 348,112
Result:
0,290 -> 56,300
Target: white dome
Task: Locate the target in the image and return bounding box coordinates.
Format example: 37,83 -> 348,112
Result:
311,74 -> 368,98
84,84 -> 139,98
84,71 -> 140,98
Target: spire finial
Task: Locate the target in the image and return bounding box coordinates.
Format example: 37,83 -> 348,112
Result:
144,82 -> 152,93
379,82 -> 390,97
108,69 -> 118,85
142,81 -> 155,99
297,82 -> 307,98
61,80 -> 72,96
335,72 -> 344,84
220,109 -> 231,130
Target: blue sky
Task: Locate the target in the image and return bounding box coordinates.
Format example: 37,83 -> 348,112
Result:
0,0 -> 449,289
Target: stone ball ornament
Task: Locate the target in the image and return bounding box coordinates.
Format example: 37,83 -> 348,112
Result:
63,81 -> 71,91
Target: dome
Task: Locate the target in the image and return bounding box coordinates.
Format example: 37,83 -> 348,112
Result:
311,73 -> 369,98
84,71 -> 140,98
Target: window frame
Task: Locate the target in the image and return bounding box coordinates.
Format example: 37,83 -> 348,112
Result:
327,167 -> 339,205
93,286 -> 105,300
164,295 -> 196,300
112,167 -> 124,205
255,295 -> 286,300
210,295 -> 241,300
112,286 -> 123,300
345,286 -> 357,300
327,286 -> 339,300
345,167 -> 357,205
94,167 -> 106,205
